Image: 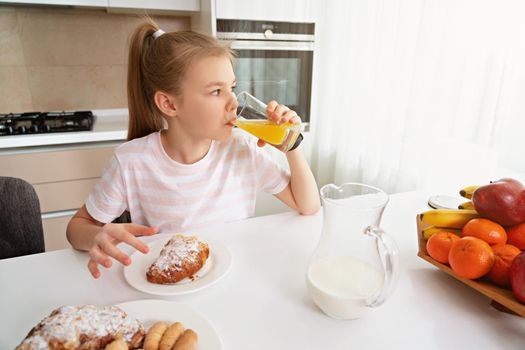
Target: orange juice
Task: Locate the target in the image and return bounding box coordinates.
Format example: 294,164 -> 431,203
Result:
234,120 -> 292,145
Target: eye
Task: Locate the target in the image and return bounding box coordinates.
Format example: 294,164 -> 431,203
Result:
211,89 -> 221,96
231,85 -> 237,91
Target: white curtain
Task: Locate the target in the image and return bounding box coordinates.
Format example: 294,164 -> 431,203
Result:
310,0 -> 525,194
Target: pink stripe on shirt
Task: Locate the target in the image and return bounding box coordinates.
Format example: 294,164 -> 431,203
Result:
86,129 -> 290,232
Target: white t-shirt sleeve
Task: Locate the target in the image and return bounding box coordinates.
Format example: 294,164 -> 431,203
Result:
85,154 -> 128,223
254,145 -> 290,195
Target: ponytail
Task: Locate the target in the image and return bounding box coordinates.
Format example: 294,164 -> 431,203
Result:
126,19 -> 235,141
127,19 -> 165,140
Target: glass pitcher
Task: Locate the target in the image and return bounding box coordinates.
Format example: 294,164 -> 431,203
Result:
306,183 -> 400,319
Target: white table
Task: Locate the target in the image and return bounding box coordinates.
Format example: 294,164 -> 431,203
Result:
1,191 -> 524,349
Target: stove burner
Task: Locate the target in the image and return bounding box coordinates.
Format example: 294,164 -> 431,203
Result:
0,111 -> 94,136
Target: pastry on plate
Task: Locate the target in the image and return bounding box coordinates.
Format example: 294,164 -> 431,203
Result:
143,321 -> 196,350
146,234 -> 209,284
16,305 -> 144,350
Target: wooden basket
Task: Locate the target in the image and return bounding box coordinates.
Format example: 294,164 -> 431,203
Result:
416,215 -> 525,317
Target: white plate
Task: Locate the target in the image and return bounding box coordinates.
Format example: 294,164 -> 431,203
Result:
116,299 -> 223,350
124,235 -> 231,296
427,195 -> 465,209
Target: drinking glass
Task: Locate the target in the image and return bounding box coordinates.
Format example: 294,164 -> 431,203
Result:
235,91 -> 301,152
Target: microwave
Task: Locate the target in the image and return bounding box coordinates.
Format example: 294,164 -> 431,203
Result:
217,19 -> 315,129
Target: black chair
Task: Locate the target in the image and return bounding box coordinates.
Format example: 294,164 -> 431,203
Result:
0,177 -> 45,259
113,210 -> 131,224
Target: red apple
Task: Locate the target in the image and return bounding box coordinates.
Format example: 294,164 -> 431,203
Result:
510,251 -> 525,304
472,178 -> 525,226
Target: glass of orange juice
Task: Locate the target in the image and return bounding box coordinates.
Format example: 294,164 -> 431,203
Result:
235,92 -> 301,152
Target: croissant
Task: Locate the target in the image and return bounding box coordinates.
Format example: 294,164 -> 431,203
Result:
146,234 -> 209,284
16,305 -> 144,350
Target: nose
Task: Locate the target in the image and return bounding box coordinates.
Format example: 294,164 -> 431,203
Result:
227,92 -> 239,113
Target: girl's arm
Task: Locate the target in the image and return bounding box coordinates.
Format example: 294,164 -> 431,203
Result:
274,144 -> 320,215
264,101 -> 321,215
66,205 -> 105,251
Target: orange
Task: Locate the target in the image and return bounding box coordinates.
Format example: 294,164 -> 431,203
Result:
462,218 -> 507,245
487,244 -> 521,287
449,236 -> 495,279
426,231 -> 460,264
507,223 -> 525,250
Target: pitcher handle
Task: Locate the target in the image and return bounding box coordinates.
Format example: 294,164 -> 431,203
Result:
363,225 -> 400,307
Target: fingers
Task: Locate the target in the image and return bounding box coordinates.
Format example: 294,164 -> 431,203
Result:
88,259 -> 101,279
87,243 -> 129,278
104,224 -> 154,260
266,101 -> 301,124
87,223 -> 158,277
287,112 -> 301,124
116,229 -> 151,254
100,240 -> 131,266
88,241 -> 112,278
93,229 -> 131,266
120,224 -> 157,253
273,104 -> 289,120
266,100 -> 278,114
125,224 -> 158,237
89,244 -> 112,268
267,104 -> 289,123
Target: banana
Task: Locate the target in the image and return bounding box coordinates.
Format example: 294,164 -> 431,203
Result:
422,226 -> 462,240
458,201 -> 475,210
459,185 -> 480,199
419,209 -> 479,229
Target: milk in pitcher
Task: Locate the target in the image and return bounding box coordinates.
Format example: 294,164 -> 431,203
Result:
306,256 -> 383,319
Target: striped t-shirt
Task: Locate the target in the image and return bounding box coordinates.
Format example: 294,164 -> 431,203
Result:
86,129 -> 290,232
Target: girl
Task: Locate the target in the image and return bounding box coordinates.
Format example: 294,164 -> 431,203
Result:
66,19 -> 320,278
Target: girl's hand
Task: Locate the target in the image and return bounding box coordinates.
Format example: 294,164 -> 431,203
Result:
257,101 -> 301,148
87,223 -> 157,278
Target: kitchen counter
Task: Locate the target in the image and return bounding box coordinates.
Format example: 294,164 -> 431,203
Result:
0,108 -> 128,150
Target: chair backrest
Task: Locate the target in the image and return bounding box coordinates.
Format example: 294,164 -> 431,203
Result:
113,210 -> 131,224
0,177 -> 45,259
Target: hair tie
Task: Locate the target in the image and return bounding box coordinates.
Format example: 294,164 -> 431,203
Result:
152,29 -> 165,40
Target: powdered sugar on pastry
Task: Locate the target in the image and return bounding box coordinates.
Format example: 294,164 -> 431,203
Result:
146,234 -> 209,284
16,305 -> 144,350
152,235 -> 205,272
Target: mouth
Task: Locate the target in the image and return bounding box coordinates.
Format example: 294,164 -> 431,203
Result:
226,119 -> 237,127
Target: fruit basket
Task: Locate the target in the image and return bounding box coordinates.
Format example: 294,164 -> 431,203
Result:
416,215 -> 525,317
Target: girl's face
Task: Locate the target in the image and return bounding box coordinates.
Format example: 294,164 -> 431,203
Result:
174,55 -> 238,141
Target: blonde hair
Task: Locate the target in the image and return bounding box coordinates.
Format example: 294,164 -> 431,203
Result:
127,19 -> 235,140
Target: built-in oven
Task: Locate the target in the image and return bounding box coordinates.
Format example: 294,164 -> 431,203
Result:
217,19 -> 315,129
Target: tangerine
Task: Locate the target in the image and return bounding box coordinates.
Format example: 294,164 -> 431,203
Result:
449,236 -> 495,279
487,244 -> 521,287
426,231 -> 460,264
507,223 -> 525,250
462,218 -> 507,245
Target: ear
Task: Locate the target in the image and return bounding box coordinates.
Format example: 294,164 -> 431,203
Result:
154,91 -> 178,117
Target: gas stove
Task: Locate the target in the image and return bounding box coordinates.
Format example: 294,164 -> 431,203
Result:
0,111 -> 94,136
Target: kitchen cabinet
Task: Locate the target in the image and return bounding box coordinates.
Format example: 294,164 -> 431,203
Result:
0,0 -> 200,12
108,0 -> 199,12
0,0 -> 106,6
42,215 -> 75,251
0,143 -> 120,251
215,0 -> 318,23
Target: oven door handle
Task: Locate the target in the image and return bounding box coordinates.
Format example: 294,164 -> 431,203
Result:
227,40 -> 314,51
